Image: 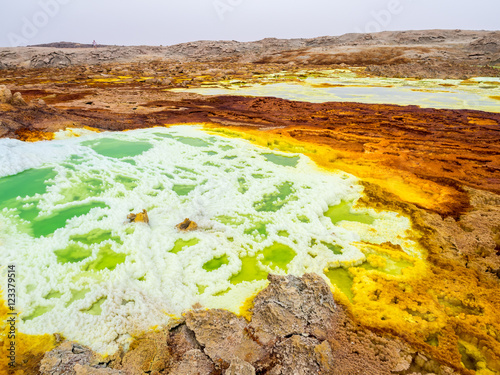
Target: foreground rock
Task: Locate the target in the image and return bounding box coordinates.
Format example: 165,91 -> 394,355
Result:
39,274 -> 458,375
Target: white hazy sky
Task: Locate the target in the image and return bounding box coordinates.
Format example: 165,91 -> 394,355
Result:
1,0 -> 499,47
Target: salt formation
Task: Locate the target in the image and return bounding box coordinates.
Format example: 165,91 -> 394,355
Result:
175,71 -> 500,112
0,126 -> 420,353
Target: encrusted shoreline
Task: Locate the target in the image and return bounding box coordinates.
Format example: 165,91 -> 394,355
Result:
36,274 -> 465,375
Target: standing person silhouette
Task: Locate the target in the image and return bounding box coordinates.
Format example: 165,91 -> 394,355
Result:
93,40 -> 97,49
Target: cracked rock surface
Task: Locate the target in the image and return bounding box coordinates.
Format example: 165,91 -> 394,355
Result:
39,274 -> 459,375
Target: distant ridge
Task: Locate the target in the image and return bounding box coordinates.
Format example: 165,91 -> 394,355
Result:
27,41 -> 111,48
1,30 -> 497,73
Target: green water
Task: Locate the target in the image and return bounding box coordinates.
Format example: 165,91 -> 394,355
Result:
254,182 -> 295,212
325,268 -> 354,301
82,138 -> 152,158
83,298 -> 106,315
70,229 -> 122,245
154,132 -> 174,139
197,285 -> 207,294
45,291 -> 63,299
244,222 -> 268,237
82,244 -> 127,271
170,238 -> 200,254
17,203 -> 42,224
322,241 -> 343,255
66,289 -> 90,307
176,166 -> 199,175
298,215 -> 310,223
263,153 -> 299,167
0,167 -> 56,203
175,136 -> 210,147
278,230 -> 290,237
360,254 -> 413,276
238,177 -> 248,193
115,176 -> 138,190
54,244 -> 92,264
261,243 -> 296,270
203,255 -> 229,271
325,201 -> 374,225
172,184 -> 196,196
23,305 -> 54,322
215,216 -> 243,226
58,178 -> 108,202
230,256 -> 269,284
122,159 -> 136,166
31,202 -> 108,238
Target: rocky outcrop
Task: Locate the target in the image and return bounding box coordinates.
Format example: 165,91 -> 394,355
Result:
0,84 -> 12,103
39,341 -> 118,375
38,274 -> 460,375
0,85 -> 27,105
0,118 -> 23,137
11,91 -> 27,106
30,52 -> 72,68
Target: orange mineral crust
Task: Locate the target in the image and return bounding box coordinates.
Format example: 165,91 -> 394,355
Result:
193,97 -> 499,215
202,125 -> 500,374
4,94 -> 498,216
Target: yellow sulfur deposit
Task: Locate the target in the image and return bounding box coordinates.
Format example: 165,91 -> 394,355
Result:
0,290 -> 57,374
202,124 -> 500,374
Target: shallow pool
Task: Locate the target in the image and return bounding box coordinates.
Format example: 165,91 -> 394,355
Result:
173,71 -> 500,112
0,126 -> 421,353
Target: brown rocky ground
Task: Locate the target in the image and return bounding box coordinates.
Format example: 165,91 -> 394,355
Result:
37,274 -> 462,375
1,30 -> 500,375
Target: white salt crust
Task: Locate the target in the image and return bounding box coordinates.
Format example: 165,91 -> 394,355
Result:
0,126 -> 421,353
